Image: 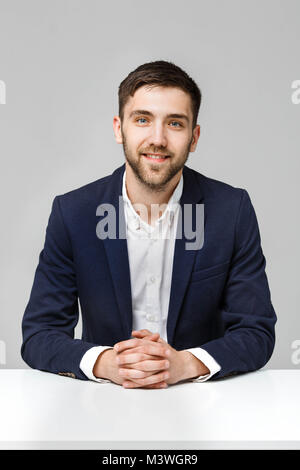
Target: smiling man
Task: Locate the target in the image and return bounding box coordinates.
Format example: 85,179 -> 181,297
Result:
21,60 -> 277,388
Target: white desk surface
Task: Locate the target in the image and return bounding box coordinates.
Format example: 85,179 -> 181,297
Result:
0,369 -> 299,450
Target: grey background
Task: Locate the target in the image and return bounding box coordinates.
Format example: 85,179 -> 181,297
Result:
0,0 -> 299,370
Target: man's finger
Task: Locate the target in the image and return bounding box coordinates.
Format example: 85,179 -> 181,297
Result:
139,342 -> 170,357
118,346 -> 166,359
119,347 -> 160,357
119,368 -> 152,379
117,352 -> 152,365
117,351 -> 169,366
132,329 -> 154,336
115,338 -> 169,357
118,356 -> 169,371
122,370 -> 169,387
114,338 -> 140,353
132,331 -> 166,345
131,330 -> 160,342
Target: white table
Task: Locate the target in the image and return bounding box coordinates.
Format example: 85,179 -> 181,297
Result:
0,369 -> 299,450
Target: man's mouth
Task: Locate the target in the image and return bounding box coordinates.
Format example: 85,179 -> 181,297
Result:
142,153 -> 170,162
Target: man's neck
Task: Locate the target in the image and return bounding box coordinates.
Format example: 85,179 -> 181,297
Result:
124,162 -> 182,225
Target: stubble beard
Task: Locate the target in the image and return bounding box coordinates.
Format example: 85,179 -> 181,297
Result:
121,130 -> 193,192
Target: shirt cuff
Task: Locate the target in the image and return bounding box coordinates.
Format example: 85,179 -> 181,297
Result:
185,347 -> 221,382
79,346 -> 113,383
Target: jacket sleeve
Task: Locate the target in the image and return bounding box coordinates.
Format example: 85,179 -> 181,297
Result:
21,196 -> 99,380
200,189 -> 277,379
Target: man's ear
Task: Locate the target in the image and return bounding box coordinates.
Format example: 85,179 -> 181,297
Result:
113,116 -> 123,144
190,124 -> 200,152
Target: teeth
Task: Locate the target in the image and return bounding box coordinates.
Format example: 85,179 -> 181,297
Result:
146,154 -> 168,159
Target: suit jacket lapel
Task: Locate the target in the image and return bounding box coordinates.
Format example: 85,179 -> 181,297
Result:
167,166 -> 204,346
101,164 -> 133,339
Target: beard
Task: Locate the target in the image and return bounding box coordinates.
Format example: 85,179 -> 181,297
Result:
121,129 -> 193,192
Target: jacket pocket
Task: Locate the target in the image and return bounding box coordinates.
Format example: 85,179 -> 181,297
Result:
190,261 -> 230,282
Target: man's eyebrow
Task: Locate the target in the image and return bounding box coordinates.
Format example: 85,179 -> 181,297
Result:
129,109 -> 190,122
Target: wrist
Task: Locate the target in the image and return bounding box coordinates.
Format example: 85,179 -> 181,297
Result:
180,350 -> 210,381
93,348 -> 114,379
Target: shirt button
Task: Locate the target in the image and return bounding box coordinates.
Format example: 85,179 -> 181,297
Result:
146,314 -> 158,322
149,276 -> 156,284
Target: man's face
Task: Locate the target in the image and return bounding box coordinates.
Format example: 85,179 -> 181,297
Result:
114,85 -> 200,191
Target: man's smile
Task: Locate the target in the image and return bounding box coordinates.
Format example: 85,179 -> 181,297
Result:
142,153 -> 170,163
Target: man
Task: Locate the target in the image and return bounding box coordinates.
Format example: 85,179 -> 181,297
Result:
21,60 -> 277,389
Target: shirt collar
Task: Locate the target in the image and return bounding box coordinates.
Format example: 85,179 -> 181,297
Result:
122,168 -> 183,230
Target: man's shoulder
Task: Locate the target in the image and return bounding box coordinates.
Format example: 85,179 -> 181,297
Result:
184,165 -> 245,202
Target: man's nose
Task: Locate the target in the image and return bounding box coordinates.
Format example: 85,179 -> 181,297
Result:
148,122 -> 168,148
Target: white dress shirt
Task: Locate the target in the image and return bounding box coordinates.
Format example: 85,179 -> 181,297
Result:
80,169 -> 221,383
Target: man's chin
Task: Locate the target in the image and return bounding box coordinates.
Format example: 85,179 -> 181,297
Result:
136,171 -> 171,191
126,157 -> 181,190
139,176 -> 169,191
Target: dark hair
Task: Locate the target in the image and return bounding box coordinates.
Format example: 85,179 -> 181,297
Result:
118,60 -> 201,129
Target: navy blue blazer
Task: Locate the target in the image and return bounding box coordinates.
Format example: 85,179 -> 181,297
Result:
21,164 -> 277,380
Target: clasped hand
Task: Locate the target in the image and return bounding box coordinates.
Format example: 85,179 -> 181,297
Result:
114,329 -> 187,389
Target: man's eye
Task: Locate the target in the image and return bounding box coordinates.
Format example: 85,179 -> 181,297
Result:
135,118 -> 182,127
136,118 -> 147,124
